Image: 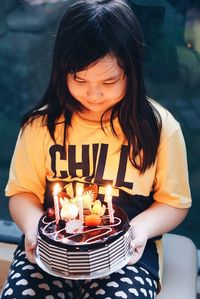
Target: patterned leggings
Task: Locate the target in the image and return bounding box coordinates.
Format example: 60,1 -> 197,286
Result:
1,242 -> 158,299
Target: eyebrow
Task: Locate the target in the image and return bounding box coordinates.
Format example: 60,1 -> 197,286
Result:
74,74 -> 123,82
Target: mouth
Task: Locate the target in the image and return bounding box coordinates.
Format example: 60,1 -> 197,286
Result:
87,101 -> 105,106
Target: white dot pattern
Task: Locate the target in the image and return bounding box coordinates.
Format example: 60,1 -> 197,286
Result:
1,246 -> 158,299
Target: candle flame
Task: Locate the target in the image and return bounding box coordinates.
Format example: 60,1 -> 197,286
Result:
54,183 -> 60,196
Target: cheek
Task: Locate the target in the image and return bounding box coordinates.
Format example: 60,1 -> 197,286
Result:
67,81 -> 81,98
114,82 -> 127,100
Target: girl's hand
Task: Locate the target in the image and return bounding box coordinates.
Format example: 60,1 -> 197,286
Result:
24,232 -> 38,264
9,193 -> 43,264
128,227 -> 148,265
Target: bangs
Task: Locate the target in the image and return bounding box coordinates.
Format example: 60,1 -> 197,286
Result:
56,5 -> 111,74
59,27 -> 128,76
66,33 -> 111,74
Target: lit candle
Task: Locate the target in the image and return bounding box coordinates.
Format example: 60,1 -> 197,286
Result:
105,185 -> 114,223
77,186 -> 84,222
53,183 -> 60,226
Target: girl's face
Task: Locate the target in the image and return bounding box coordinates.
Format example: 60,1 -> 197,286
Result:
66,54 -> 127,121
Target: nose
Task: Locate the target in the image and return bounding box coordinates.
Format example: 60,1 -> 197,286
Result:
86,85 -> 103,101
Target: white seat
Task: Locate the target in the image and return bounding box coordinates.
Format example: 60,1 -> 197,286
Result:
157,233 -> 198,299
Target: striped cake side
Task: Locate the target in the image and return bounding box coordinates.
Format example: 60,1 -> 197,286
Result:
37,227 -> 132,276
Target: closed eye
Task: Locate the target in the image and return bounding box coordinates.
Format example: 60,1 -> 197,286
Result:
74,78 -> 86,84
103,80 -> 117,85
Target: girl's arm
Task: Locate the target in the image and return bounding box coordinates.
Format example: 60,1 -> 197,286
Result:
128,201 -> 189,264
9,193 -> 44,263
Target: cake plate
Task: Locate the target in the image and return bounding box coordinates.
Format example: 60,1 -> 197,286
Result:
34,246 -> 133,280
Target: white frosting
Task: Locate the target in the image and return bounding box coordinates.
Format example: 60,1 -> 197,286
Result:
41,215 -> 121,245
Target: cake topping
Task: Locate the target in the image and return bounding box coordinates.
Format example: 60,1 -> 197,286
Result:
90,200 -> 106,216
60,203 -> 79,220
84,184 -> 98,201
65,219 -> 83,234
85,214 -> 101,227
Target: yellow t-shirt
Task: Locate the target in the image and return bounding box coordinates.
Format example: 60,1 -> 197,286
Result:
6,101 -> 191,209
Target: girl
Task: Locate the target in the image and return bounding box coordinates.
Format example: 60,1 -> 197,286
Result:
1,0 -> 191,298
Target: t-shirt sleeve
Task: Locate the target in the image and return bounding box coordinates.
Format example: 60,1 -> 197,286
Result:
153,120 -> 192,209
5,120 -> 47,203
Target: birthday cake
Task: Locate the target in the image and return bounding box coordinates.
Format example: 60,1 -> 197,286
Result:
37,184 -> 132,278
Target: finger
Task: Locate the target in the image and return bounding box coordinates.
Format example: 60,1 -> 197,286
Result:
25,234 -> 37,264
127,251 -> 140,265
128,239 -> 145,264
26,249 -> 36,264
27,240 -> 37,250
130,237 -> 144,249
127,244 -> 138,265
25,234 -> 37,250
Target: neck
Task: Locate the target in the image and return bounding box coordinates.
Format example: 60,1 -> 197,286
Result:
77,110 -> 111,122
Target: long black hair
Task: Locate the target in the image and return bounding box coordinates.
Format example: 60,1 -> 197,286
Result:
21,0 -> 162,173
